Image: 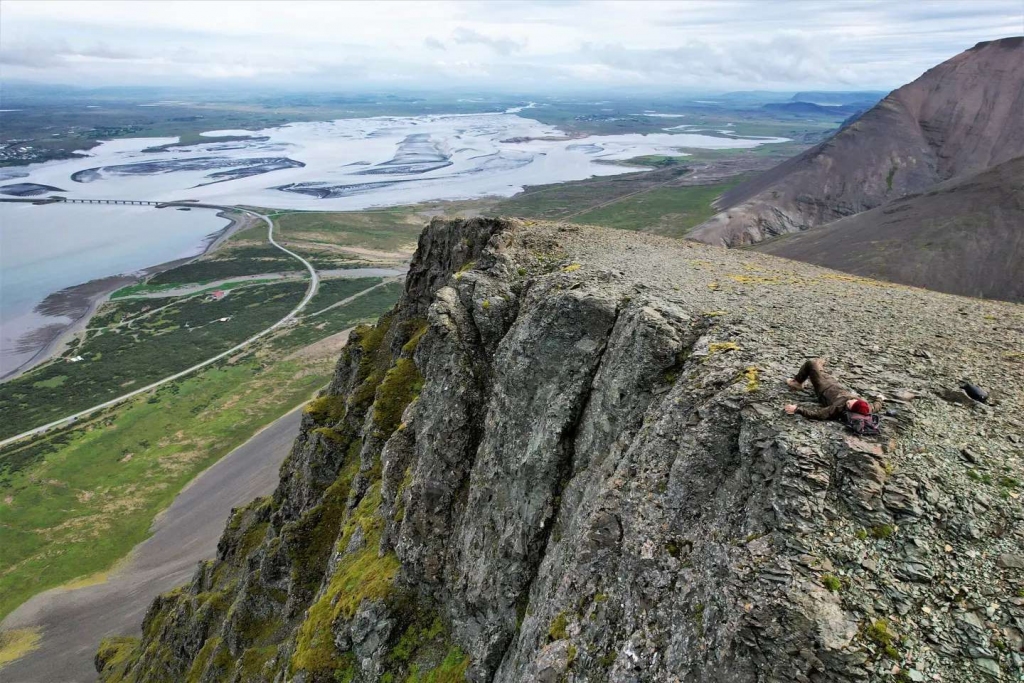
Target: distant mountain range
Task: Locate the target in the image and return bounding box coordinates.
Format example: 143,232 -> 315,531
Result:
690,37 -> 1024,302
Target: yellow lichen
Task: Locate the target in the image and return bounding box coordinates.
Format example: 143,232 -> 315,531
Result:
742,366 -> 760,392
709,342 -> 740,354
562,263 -> 582,273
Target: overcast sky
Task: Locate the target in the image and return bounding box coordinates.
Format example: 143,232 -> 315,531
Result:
1,0 -> 1022,93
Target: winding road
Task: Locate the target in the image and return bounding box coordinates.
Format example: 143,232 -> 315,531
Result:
0,206 -> 319,450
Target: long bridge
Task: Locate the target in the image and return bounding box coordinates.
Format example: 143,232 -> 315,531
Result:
0,196 -> 205,207
61,198 -> 160,206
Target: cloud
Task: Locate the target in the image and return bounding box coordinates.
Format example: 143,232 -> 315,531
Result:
423,37 -> 446,51
452,27 -> 525,55
0,41 -> 140,68
578,32 -> 859,86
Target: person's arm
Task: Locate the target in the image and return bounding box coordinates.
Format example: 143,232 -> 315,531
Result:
795,404 -> 833,420
793,398 -> 846,420
870,395 -> 885,414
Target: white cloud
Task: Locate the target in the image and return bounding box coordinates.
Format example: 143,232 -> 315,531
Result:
451,27 -> 526,56
0,0 -> 1019,90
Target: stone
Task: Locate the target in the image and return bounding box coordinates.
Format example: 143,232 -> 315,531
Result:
996,553 -> 1024,569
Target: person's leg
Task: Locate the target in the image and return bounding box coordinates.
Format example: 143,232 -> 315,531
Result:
790,358 -> 825,391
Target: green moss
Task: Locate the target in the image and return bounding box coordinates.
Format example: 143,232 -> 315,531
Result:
593,592 -> 608,603
184,636 -> 222,683
305,394 -> 347,423
855,529 -> 868,541
407,647 -> 470,682
237,645 -> 279,681
373,358 -> 423,438
869,524 -> 895,540
822,574 -> 842,592
401,319 -> 429,354
886,163 -> 897,191
291,485 -> 399,674
692,603 -> 705,638
481,299 -> 491,310
96,636 -> 140,683
314,426 -> 347,443
548,612 -> 568,641
863,619 -> 899,659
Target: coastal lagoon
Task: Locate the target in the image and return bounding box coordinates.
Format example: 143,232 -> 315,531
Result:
0,202 -> 230,377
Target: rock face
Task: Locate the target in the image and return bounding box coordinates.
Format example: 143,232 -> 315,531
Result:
754,156 -> 1024,303
689,37 -> 1024,247
98,218 -> 1024,682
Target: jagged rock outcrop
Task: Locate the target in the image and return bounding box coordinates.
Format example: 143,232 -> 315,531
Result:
690,37 -> 1024,247
98,218 -> 1024,682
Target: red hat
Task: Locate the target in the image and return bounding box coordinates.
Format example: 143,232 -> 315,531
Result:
850,399 -> 871,415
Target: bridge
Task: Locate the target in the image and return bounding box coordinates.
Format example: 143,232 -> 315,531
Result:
61,198 -> 160,206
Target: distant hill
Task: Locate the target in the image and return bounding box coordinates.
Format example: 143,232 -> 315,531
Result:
790,90 -> 886,106
690,37 -> 1024,246
762,101 -> 866,117
754,156 -> 1024,302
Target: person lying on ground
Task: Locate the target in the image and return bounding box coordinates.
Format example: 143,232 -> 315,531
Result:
783,358 -> 884,420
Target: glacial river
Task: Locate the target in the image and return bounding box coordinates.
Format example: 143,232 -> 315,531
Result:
0,112 -> 788,377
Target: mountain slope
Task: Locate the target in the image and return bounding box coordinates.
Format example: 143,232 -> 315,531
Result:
689,37 -> 1024,247
754,156 -> 1024,302
95,218 -> 1024,683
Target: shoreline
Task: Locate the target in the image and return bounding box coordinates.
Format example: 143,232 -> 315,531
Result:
0,209 -> 248,383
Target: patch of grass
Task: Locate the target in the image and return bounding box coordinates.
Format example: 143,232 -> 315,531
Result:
821,574 -> 842,592
869,524 -> 895,540
0,627 -> 42,668
94,635 -> 139,682
742,366 -> 760,392
275,209 -> 425,253
863,619 -> 899,659
567,176 -> 749,237
548,612 -> 568,641
373,358 -> 424,438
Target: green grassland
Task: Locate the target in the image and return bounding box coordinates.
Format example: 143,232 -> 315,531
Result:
273,209 -> 427,254
0,285 -> 401,622
0,282 -> 309,440
490,167 -> 690,221
569,175 -> 751,236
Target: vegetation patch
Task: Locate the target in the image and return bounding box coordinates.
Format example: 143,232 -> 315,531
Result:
0,627 -> 42,668
291,484 -> 399,674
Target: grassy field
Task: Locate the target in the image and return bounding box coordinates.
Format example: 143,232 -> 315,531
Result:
0,285 -> 401,623
273,209 -> 427,254
569,175 -> 751,237
490,168 -> 689,221
489,166 -> 748,237
0,281 -> 309,440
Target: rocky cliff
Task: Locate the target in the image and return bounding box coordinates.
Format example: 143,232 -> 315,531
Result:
689,37 -> 1024,247
97,218 -> 1024,682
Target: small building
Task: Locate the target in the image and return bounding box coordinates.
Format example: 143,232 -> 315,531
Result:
209,290 -> 226,301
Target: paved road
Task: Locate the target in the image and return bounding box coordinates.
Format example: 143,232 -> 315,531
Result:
0,409 -> 302,683
0,207 -> 319,450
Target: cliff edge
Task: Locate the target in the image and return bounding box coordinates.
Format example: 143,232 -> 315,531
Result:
97,218 -> 1024,682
